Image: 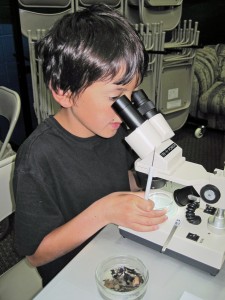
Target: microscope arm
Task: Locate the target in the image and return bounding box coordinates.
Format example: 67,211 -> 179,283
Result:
134,141 -> 225,210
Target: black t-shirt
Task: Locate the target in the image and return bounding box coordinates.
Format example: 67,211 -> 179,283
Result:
13,116 -> 134,285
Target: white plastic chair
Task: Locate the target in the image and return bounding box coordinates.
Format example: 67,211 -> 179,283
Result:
18,0 -> 74,40
74,0 -> 124,15
0,154 -> 16,223
125,0 -> 183,31
140,0 -> 183,31
18,0 -> 74,123
0,87 -> 20,238
130,13 -> 200,131
0,86 -> 21,160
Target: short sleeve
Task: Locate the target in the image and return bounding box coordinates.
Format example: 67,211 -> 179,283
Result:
13,170 -> 64,256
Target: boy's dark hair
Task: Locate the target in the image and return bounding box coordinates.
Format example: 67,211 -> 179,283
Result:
37,4 -> 149,96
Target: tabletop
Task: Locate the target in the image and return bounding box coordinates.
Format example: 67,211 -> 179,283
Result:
34,224 -> 225,300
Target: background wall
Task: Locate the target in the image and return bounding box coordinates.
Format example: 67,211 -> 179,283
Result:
182,0 -> 225,46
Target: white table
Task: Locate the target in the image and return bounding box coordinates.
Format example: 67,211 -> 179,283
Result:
34,224 -> 225,300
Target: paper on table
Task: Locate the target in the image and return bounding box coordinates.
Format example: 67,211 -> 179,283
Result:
180,291 -> 204,300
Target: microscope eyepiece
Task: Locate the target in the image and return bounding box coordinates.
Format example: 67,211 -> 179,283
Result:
112,95 -> 145,130
132,89 -> 157,120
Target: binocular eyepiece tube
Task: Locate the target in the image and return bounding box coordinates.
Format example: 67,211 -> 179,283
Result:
112,89 -> 175,144
111,95 -> 145,131
111,89 -> 157,130
131,90 -> 157,120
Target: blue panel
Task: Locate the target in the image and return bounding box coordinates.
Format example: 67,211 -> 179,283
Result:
0,63 -> 9,86
7,62 -> 20,92
1,24 -> 13,35
0,36 -> 4,63
2,35 -> 16,63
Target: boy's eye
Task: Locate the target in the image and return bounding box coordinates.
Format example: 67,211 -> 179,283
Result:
110,95 -> 122,101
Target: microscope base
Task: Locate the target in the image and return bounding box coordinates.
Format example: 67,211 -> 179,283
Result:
119,205 -> 225,276
119,228 -> 220,276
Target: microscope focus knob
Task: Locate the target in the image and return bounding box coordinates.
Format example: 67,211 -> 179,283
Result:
200,184 -> 221,204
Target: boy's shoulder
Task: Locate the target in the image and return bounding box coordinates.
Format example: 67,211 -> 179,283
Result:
16,117 -> 59,162
20,117 -> 54,148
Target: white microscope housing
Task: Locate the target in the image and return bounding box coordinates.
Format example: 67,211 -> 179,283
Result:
112,90 -> 225,275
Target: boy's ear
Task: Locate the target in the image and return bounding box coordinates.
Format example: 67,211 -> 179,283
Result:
51,88 -> 73,108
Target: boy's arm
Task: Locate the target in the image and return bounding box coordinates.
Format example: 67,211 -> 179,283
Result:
27,191 -> 167,267
27,197 -> 106,267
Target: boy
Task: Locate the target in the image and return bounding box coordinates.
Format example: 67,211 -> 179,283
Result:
13,4 -> 167,286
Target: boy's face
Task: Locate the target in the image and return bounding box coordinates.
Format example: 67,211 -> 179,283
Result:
62,71 -> 138,138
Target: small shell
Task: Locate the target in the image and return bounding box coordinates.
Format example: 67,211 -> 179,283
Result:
132,276 -> 140,287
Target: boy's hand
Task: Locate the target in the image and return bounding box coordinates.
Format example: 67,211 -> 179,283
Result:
101,191 -> 168,232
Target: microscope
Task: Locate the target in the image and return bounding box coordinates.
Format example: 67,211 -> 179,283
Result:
112,90 -> 225,275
